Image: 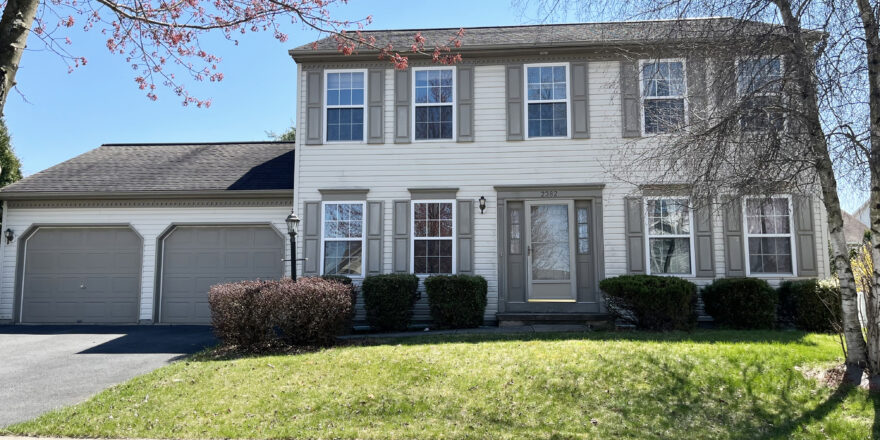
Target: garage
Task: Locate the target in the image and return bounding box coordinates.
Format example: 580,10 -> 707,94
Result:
158,225 -> 284,324
19,227 -> 142,324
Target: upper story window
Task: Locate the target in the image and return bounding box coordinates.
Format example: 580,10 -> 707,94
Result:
413,67 -> 455,141
412,201 -> 455,274
321,201 -> 365,276
736,57 -> 784,131
744,196 -> 794,275
525,63 -> 569,138
325,70 -> 366,142
640,59 -> 687,135
645,198 -> 694,276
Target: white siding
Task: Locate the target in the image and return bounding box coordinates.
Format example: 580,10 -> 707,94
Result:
295,60 -> 831,321
0,205 -> 291,321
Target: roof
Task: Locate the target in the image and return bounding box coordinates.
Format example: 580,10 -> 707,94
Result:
291,17 -> 814,59
0,142 -> 294,199
842,210 -> 869,245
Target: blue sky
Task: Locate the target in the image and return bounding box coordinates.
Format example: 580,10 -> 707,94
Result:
7,0 -> 528,177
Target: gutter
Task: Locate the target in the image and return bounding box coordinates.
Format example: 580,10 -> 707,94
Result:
0,189 -> 293,201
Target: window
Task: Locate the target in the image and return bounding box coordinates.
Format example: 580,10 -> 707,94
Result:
321,202 -> 365,276
509,209 -> 522,255
576,206 -> 590,254
744,196 -> 794,275
412,201 -> 455,274
645,198 -> 694,275
736,57 -> 784,131
325,70 -> 366,142
525,64 -> 569,138
413,67 -> 455,140
640,59 -> 687,135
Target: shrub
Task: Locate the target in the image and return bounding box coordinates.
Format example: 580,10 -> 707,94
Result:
267,277 -> 355,346
321,274 -> 358,323
424,275 -> 488,329
702,278 -> 777,329
778,278 -> 842,332
361,273 -> 420,331
598,275 -> 697,331
208,280 -> 273,348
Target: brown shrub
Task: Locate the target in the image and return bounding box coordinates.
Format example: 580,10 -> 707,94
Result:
208,280 -> 274,348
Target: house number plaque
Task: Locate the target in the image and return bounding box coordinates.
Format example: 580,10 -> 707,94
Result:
540,190 -> 559,198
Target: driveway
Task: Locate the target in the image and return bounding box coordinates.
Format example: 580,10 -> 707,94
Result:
0,325 -> 216,427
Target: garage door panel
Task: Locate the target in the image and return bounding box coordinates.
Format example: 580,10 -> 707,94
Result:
21,227 -> 141,324
160,225 -> 283,324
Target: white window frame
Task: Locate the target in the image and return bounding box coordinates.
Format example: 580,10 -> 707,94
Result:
411,66 -> 457,143
410,199 -> 457,275
735,56 -> 783,98
323,69 -> 368,144
742,195 -> 797,277
638,58 -> 688,137
643,197 -> 696,277
319,200 -> 367,277
523,62 -> 572,140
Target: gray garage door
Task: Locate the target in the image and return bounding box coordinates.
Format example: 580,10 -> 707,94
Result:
159,226 -> 284,324
21,227 -> 142,324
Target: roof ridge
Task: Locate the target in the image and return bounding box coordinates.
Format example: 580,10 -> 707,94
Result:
101,141 -> 295,147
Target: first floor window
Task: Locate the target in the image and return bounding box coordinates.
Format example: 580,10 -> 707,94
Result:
640,59 -> 686,135
645,198 -> 693,275
412,201 -> 455,274
322,202 -> 364,275
526,64 -> 568,138
745,196 -> 793,274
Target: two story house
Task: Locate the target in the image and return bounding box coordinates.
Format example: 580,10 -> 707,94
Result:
0,17 -> 829,326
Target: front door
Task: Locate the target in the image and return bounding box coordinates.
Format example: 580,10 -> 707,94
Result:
525,200 -> 577,302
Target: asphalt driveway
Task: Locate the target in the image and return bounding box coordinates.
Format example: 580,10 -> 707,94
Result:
0,325 -> 216,427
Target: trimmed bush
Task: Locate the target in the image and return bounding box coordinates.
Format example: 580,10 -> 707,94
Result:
321,274 -> 358,327
424,275 -> 488,329
702,278 -> 777,329
208,280 -> 273,348
598,275 -> 697,331
267,277 -> 355,346
362,273 -> 420,331
778,278 -> 842,332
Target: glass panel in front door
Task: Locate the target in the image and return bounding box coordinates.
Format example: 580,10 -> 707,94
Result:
529,204 -> 571,281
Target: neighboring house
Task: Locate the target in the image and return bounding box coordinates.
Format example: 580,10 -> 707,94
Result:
290,18 -> 829,325
0,18 -> 831,326
855,200 -> 870,232
0,143 -> 293,324
842,210 -> 869,248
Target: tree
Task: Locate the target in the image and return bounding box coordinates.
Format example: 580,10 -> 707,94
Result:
0,0 -> 463,114
0,118 -> 21,187
515,0 -> 871,384
267,124 -> 295,142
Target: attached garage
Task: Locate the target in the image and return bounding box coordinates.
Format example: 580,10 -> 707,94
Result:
19,227 -> 141,324
158,225 -> 284,324
0,141 -> 295,325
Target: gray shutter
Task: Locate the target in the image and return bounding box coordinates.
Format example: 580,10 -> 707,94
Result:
715,58 -> 736,110
366,201 -> 384,275
392,200 -> 411,272
457,66 -> 475,142
722,197 -> 746,276
305,70 -> 323,145
394,69 -> 411,143
686,56 -> 707,123
620,60 -> 641,138
457,199 -> 475,274
693,200 -> 715,277
794,195 -> 819,277
624,197 -> 645,274
570,61 -> 590,139
506,65 -> 524,141
302,201 -> 321,275
367,69 -> 385,144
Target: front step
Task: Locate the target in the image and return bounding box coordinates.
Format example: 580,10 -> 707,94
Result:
496,312 -> 613,329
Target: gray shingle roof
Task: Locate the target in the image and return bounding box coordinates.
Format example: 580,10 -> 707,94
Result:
843,210 -> 869,245
291,17 -> 797,56
0,142 -> 294,196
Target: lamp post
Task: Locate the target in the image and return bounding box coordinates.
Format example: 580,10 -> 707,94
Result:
285,210 -> 301,281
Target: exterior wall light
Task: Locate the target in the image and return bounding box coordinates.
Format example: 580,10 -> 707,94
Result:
4,228 -> 13,244
479,196 -> 487,214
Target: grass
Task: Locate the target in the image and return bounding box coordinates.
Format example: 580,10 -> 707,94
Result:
3,330 -> 876,439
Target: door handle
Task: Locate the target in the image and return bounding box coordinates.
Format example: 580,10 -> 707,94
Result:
527,245 -> 531,257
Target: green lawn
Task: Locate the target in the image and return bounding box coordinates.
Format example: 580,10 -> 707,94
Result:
4,331 -> 876,439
